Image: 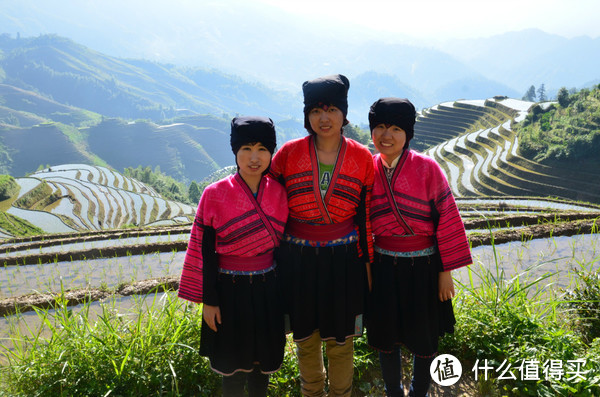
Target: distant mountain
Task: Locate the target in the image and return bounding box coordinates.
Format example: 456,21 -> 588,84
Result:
0,122 -> 91,176
85,116 -> 230,183
0,94 -> 239,181
0,82 -> 304,181
2,2 -> 597,104
349,71 -> 430,124
433,76 -> 519,104
438,29 -> 600,92
0,84 -> 101,126
0,35 -> 299,121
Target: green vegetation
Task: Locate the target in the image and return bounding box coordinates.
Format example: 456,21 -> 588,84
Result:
517,85 -> 600,162
13,181 -> 61,210
187,181 -> 202,204
344,123 -> 371,145
123,166 -> 197,204
443,261 -> 600,395
0,211 -> 44,236
564,269 -> 600,344
0,175 -> 19,201
0,293 -> 220,396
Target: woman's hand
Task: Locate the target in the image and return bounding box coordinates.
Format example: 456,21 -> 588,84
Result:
366,262 -> 373,292
438,271 -> 455,302
202,304 -> 222,332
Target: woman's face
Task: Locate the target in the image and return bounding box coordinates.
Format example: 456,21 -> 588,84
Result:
236,142 -> 271,179
308,105 -> 344,138
371,123 -> 407,162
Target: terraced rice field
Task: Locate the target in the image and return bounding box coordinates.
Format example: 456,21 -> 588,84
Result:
3,164 -> 195,234
417,97 -> 600,204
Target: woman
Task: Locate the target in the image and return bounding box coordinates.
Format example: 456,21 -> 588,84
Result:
179,116 -> 289,397
366,98 -> 472,397
270,74 -> 374,397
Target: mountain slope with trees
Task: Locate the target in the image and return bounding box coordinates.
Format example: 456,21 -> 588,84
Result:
517,85 -> 600,163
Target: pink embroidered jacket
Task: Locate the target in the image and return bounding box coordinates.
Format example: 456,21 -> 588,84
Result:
370,150 -> 472,271
178,173 -> 289,304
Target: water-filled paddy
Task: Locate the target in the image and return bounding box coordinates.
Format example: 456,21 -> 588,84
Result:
0,233 -> 189,258
455,232 -> 600,289
0,251 -> 185,298
1,231 -> 598,304
457,198 -> 600,212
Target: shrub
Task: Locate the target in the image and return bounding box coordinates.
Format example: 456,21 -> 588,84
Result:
0,175 -> 19,201
557,87 -> 570,108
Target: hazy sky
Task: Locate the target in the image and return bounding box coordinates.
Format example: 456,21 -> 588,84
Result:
257,0 -> 600,39
3,0 -> 599,43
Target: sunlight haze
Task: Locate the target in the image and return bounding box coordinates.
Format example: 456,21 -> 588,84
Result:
257,0 -> 600,39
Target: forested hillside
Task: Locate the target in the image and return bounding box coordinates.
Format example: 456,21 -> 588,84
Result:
516,85 -> 600,163
0,82 -> 303,182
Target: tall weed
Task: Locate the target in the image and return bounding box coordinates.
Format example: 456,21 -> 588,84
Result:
441,229 -> 599,396
0,291 -> 220,396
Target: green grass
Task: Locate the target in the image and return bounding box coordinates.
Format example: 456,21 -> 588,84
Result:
0,211 -> 45,237
0,292 -> 220,396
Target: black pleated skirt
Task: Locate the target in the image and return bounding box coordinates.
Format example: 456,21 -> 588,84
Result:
277,241 -> 366,343
366,252 -> 455,357
199,268 -> 285,375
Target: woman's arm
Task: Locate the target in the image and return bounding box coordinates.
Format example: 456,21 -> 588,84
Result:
438,270 -> 455,302
202,304 -> 222,332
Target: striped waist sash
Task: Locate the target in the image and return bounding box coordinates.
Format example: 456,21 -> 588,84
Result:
218,251 -> 274,273
285,218 -> 355,241
374,235 -> 436,253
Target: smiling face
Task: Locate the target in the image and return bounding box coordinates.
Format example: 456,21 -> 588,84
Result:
307,105 -> 344,138
236,142 -> 271,180
371,123 -> 407,164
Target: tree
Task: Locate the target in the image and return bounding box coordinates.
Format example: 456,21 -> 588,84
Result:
557,87 -> 570,107
523,85 -> 537,101
141,166 -> 152,183
188,181 -> 202,204
343,124 -> 370,145
537,84 -> 547,102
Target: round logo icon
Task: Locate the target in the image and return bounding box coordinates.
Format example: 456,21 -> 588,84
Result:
430,354 -> 462,386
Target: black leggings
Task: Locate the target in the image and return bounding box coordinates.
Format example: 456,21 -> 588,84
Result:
221,365 -> 269,397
